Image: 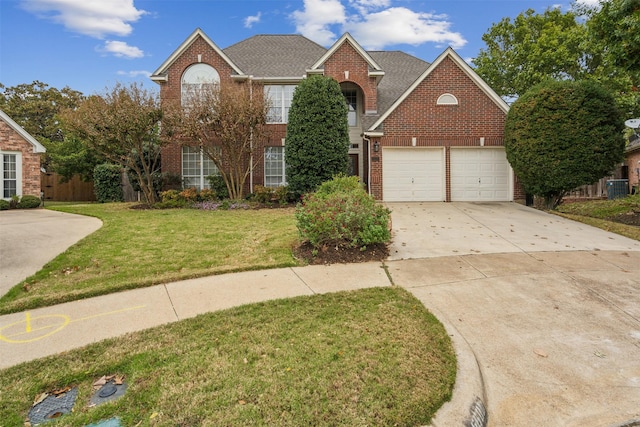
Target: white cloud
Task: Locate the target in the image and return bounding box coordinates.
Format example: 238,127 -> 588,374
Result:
101,40 -> 144,58
117,70 -> 152,78
346,7 -> 466,49
244,12 -> 262,28
21,0 -> 146,38
348,0 -> 390,14
574,0 -> 602,7
291,0 -> 347,45
291,0 -> 466,50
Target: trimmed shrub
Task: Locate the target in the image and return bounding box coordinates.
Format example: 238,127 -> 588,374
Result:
285,75 -> 350,195
179,187 -> 198,202
251,185 -> 293,206
17,195 -> 41,209
93,164 -> 124,203
316,174 -> 362,196
157,188 -> 220,209
295,178 -> 390,249
0,200 -> 9,210
206,175 -> 229,200
505,79 -> 625,209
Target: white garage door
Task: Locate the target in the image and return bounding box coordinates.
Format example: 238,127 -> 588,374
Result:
383,148 -> 444,202
450,148 -> 511,201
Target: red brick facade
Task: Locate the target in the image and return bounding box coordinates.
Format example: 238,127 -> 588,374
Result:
626,144 -> 640,193
154,30 -> 525,202
368,56 -> 525,201
323,42 -> 378,113
0,117 -> 43,198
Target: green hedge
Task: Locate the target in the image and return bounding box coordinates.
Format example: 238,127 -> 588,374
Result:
93,164 -> 124,203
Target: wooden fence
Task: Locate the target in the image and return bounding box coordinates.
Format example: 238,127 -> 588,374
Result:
41,173 -> 96,202
565,177 -> 611,200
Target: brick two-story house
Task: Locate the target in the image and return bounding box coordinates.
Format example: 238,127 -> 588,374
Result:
0,109 -> 46,200
152,28 -> 524,202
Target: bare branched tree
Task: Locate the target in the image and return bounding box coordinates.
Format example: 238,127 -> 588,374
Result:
163,81 -> 269,200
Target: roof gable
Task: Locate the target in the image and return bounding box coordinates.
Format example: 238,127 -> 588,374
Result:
309,33 -> 384,76
0,109 -> 46,153
368,47 -> 508,132
150,28 -> 244,82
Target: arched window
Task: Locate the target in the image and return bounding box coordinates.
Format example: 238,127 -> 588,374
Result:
181,64 -> 220,107
436,93 -> 458,105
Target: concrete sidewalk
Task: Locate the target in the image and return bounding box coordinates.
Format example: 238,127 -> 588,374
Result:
2,203 -> 640,426
2,250 -> 639,426
0,262 -> 390,368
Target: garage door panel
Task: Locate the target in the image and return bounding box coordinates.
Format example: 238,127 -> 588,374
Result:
451,148 -> 511,201
383,148 -> 444,202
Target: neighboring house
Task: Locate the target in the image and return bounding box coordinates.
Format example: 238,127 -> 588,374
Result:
625,134 -> 640,193
0,109 -> 46,200
152,28 -> 525,202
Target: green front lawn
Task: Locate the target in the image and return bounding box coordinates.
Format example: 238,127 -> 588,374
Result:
0,287 -> 456,426
0,204 -> 299,314
555,194 -> 640,241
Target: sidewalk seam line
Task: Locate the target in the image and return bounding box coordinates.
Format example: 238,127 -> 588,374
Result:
163,284 -> 180,321
289,267 -> 316,294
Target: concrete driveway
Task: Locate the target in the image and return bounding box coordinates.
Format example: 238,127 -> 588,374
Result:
0,209 -> 102,296
386,202 -> 640,426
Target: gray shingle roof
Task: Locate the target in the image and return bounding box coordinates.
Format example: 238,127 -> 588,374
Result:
222,35 -> 430,123
224,35 -> 327,78
368,51 -> 430,128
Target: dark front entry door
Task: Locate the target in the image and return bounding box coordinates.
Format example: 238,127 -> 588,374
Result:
348,154 -> 358,177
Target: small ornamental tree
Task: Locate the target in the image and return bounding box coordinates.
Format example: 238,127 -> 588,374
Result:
285,75 -> 349,195
504,79 -> 625,209
163,82 -> 268,200
61,83 -> 164,204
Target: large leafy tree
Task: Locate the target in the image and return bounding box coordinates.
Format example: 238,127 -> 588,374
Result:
0,81 -> 101,180
504,80 -> 625,209
585,0 -> 640,78
61,82 -> 164,204
473,8 -> 589,99
285,75 -> 349,195
163,81 -> 269,200
582,0 -> 640,117
0,81 -> 83,142
474,5 -> 639,117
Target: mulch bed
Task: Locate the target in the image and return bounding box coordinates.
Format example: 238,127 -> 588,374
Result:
609,211 -> 640,227
293,242 -> 389,265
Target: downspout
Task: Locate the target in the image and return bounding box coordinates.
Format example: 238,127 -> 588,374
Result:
362,135 -> 372,195
249,76 -> 254,194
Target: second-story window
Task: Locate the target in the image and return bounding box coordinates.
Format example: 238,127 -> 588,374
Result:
343,89 -> 357,127
264,85 -> 296,123
181,64 -> 220,107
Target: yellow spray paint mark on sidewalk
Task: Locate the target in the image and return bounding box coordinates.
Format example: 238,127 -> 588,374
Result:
25,311 -> 31,333
0,305 -> 145,344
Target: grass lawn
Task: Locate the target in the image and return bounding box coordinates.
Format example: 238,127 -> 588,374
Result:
0,287 -> 456,426
0,203 -> 299,314
555,194 -> 640,241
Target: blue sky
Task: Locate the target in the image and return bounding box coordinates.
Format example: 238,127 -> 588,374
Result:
0,0 -> 598,96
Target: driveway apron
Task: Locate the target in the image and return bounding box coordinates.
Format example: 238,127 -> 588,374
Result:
386,202 -> 640,426
0,209 -> 102,297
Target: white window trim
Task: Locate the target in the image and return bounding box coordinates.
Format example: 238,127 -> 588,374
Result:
1,151 -> 22,200
264,146 -> 286,187
182,146 -> 218,190
437,93 -> 459,105
265,85 -> 296,124
181,64 -> 220,108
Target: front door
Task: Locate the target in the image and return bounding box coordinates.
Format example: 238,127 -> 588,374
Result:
348,154 -> 359,176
